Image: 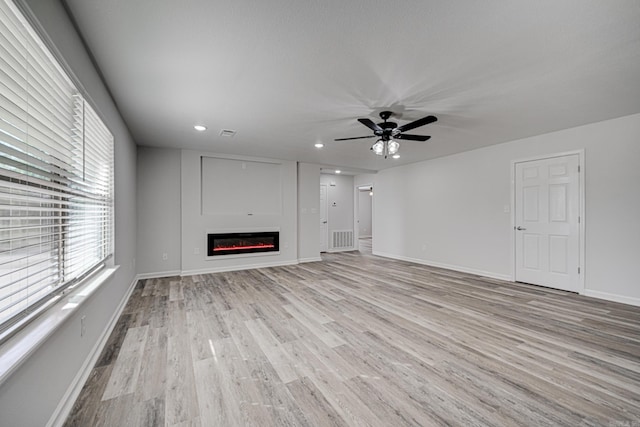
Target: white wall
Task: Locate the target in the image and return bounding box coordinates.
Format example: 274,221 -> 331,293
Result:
136,147 -> 182,276
0,1 -> 138,425
368,113 -> 640,305
180,150 -> 298,274
320,174 -> 354,249
297,163 -> 321,262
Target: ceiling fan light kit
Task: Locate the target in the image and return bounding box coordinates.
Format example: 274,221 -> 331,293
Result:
335,110 -> 437,159
372,140 -> 385,155
387,140 -> 399,154
371,138 -> 399,158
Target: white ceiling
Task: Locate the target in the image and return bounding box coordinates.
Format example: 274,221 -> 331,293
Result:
63,0 -> 640,173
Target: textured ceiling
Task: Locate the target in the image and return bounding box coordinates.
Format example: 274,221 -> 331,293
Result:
63,0 -> 640,172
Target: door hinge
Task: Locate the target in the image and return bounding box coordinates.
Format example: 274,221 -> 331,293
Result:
578,165 -> 581,173
578,216 -> 581,223
578,267 -> 581,274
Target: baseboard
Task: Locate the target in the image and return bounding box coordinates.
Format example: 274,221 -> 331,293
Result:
327,247 -> 356,253
373,251 -> 512,282
298,257 -> 323,263
48,275 -> 140,427
181,259 -> 299,276
583,290 -> 640,307
136,270 -> 182,280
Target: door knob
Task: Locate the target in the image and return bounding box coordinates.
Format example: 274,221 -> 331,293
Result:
516,226 -> 526,231
322,221 -> 327,224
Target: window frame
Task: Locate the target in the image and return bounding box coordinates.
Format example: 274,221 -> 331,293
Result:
0,0 -> 114,343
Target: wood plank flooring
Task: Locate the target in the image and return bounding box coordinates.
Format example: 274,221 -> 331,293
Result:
64,251 -> 640,426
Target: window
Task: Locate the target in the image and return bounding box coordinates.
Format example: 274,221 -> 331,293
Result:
0,0 -> 113,335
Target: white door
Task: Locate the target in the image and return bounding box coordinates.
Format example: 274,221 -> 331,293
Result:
320,184 -> 328,252
515,154 -> 581,292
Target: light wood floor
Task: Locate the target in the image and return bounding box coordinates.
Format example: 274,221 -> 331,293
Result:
358,237 -> 372,254
65,251 -> 640,426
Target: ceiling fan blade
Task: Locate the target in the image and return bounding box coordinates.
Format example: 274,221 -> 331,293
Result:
334,135 -> 376,141
397,115 -> 437,133
396,134 -> 431,141
358,118 -> 383,132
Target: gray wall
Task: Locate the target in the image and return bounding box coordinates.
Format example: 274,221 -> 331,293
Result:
136,147 -> 182,276
0,0 -> 138,425
137,151 -> 327,271
365,112 -> 640,305
297,163 -> 321,262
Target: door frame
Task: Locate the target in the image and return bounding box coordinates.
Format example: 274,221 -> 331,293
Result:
510,149 -> 585,294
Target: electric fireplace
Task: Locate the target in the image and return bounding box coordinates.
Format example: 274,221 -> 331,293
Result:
207,231 -> 279,256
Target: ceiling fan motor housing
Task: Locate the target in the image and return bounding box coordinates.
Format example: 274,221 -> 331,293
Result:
376,112 -> 397,139
379,122 -> 397,139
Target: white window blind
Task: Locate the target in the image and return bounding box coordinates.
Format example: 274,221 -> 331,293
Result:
0,0 -> 113,334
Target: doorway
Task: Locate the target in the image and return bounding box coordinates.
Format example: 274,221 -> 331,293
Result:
357,185 -> 373,254
513,152 -> 584,293
320,183 -> 328,252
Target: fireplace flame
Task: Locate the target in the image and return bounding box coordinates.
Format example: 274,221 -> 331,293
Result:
213,244 -> 275,251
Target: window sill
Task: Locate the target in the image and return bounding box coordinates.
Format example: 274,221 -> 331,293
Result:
0,266 -> 119,386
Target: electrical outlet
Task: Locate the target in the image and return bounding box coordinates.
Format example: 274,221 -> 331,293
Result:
80,315 -> 86,337
162,253 -> 168,260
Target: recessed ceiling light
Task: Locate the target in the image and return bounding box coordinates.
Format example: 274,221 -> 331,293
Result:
392,154 -> 400,159
194,125 -> 207,132
314,143 -> 324,148
335,170 -> 341,174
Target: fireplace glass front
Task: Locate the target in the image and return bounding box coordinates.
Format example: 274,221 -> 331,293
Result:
207,232 -> 279,256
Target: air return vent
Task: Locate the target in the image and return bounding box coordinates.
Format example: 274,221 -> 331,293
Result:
219,129 -> 236,137
332,230 -> 354,249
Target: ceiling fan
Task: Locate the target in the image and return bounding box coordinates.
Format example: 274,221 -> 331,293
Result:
335,111 -> 437,158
